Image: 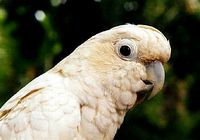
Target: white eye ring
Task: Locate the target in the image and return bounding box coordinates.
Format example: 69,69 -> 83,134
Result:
115,39 -> 138,61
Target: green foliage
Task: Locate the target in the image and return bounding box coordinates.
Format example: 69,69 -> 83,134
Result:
1,0 -> 200,139
0,8 -> 16,106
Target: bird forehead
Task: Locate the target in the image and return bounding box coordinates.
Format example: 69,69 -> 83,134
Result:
94,24 -> 163,45
87,25 -> 141,43
111,25 -> 142,39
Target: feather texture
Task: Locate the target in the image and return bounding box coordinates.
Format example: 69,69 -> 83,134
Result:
0,24 -> 171,140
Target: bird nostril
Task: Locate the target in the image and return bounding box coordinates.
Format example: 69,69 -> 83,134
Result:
142,80 -> 153,85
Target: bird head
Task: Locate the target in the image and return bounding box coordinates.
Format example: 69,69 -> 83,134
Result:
57,24 -> 171,110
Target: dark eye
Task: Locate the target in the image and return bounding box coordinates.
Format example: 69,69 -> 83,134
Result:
115,39 -> 138,61
119,45 -> 131,56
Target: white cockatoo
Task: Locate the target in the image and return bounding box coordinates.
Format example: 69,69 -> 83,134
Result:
0,24 -> 171,140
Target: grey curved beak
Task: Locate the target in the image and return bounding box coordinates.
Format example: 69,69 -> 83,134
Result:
146,61 -> 165,99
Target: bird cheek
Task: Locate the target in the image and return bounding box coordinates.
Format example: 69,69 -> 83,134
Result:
117,91 -> 137,110
130,79 -> 146,93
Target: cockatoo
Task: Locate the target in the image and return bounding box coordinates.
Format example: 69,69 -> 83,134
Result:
0,24 -> 171,140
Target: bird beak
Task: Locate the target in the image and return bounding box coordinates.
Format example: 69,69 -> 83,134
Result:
135,61 -> 165,104
145,61 -> 165,99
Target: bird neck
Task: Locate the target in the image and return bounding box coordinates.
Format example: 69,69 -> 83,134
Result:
69,74 -> 127,140
52,58 -> 129,139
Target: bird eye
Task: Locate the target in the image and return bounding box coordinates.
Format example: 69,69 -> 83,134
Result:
119,45 -> 131,57
115,39 -> 138,60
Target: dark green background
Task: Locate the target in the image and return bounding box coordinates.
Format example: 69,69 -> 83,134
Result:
0,0 -> 200,139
